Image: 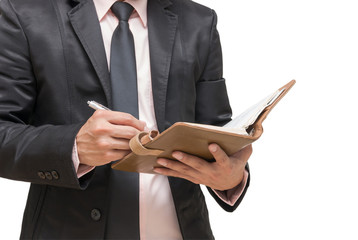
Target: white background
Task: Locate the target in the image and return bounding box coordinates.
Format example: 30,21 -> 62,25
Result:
1,0 -> 358,239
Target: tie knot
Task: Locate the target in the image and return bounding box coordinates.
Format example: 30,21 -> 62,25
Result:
111,1 -> 134,22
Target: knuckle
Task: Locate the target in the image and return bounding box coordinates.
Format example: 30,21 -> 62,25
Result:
159,168 -> 170,175
171,171 -> 181,178
218,156 -> 230,167
194,163 -> 203,171
121,127 -> 138,139
120,113 -> 135,124
164,161 -> 172,168
97,139 -> 111,149
118,140 -> 130,150
92,123 -> 108,135
93,109 -> 107,118
167,161 -> 179,171
128,127 -> 139,137
181,166 -> 191,175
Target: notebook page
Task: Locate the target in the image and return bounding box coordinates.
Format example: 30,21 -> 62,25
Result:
224,88 -> 284,130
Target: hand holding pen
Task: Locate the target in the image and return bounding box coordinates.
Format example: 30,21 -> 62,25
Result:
74,101 -> 146,167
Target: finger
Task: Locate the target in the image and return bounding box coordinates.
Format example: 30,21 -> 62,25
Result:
94,110 -> 146,131
91,137 -> 130,151
79,148 -> 131,166
156,158 -> 201,178
171,151 -> 209,172
153,167 -> 200,185
105,149 -> 131,162
208,143 -> 230,166
110,125 -> 141,139
110,138 -> 130,150
108,111 -> 146,130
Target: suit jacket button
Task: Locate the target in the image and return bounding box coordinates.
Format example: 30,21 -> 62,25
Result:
51,171 -> 59,180
37,171 -> 46,180
91,209 -> 101,221
45,172 -> 53,180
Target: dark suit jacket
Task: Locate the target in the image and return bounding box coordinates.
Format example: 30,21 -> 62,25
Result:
0,0 -> 250,239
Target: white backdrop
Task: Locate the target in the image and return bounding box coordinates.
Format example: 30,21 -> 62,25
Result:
1,0 -> 358,239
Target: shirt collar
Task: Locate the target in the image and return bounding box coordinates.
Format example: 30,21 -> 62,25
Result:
93,0 -> 148,27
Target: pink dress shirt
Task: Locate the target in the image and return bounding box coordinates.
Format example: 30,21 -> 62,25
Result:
72,0 -> 248,239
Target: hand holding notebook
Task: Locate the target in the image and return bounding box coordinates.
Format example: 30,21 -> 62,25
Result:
88,80 -> 296,174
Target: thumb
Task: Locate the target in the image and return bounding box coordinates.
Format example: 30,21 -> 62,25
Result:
208,144 -> 230,166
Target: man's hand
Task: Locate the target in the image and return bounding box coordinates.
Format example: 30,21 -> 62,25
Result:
154,144 -> 252,191
76,110 -> 146,167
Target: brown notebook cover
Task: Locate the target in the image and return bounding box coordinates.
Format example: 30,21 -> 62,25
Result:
112,80 -> 296,173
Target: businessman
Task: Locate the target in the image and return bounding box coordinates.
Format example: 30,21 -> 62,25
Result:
0,0 -> 252,239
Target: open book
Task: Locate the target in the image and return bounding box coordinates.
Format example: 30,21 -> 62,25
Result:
112,80 -> 296,173
186,87 -> 285,135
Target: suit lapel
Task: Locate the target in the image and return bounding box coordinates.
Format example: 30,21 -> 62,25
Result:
147,0 -> 178,132
68,0 -> 112,106
147,3 -> 190,234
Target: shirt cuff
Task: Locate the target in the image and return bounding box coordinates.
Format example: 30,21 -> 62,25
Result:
212,170 -> 249,206
72,140 -> 95,178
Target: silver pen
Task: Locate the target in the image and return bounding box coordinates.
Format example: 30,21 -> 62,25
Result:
87,101 -> 111,111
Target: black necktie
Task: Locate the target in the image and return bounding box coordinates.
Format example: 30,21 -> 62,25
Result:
106,2 -> 140,239
110,1 -> 138,118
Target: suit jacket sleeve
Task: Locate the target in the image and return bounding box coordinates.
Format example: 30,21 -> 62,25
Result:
195,9 -> 250,212
0,0 -> 92,189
